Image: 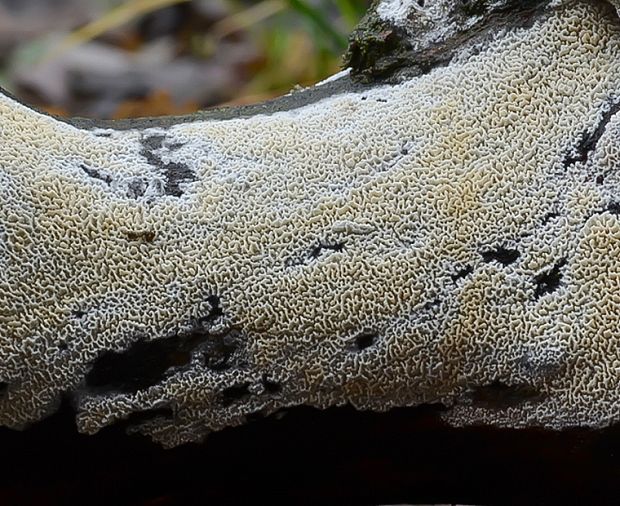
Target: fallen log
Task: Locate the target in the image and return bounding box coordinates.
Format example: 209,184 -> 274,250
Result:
1,0 -> 620,451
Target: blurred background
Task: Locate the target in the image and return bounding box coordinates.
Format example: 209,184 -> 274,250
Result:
0,0 -> 369,119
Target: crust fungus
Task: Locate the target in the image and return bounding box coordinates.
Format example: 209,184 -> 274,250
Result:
2,0 -> 620,447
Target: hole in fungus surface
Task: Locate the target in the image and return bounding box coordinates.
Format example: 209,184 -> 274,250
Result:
480,247 -> 520,266
354,332 -> 377,351
261,375 -> 282,394
451,265 -> 473,283
533,258 -> 567,299
221,382 -> 251,407
563,100 -> 620,167
417,0 -> 425,6
85,331 -> 207,393
310,242 -> 345,259
0,382 -> 7,396
468,380 -> 541,409
85,298 -> 223,394
596,174 -> 605,185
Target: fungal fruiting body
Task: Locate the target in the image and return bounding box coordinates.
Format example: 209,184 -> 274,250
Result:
2,0 -> 620,447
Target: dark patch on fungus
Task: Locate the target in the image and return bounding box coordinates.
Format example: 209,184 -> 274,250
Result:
310,241 -> 345,259
459,0 -> 489,16
563,100 -> 620,167
596,174 -> 605,185
607,202 -> 620,215
354,332 -> 377,351
533,258 -> 567,299
451,265 -> 473,283
519,350 -> 565,379
261,375 -> 281,394
542,212 -> 559,225
127,178 -> 148,199
221,382 -> 251,407
85,295 -> 225,393
203,330 -> 239,372
72,309 -> 86,319
80,164 -> 112,185
126,230 -> 157,242
164,162 -> 195,197
142,135 -> 165,152
122,406 -> 174,428
0,382 -> 7,396
140,135 -> 196,197
468,380 -> 541,408
85,331 -> 207,393
424,298 -> 440,311
199,295 -> 223,325
481,247 -> 520,265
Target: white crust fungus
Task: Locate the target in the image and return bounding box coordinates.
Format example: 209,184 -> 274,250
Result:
2,0 -> 620,446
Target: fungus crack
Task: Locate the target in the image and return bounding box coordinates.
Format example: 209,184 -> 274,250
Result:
310,241 -> 345,259
563,99 -> 620,167
141,135 -> 196,197
80,164 -> 112,185
480,246 -> 520,265
533,258 -> 567,299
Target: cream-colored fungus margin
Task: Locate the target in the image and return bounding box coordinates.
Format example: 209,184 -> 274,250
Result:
1,1 -> 620,446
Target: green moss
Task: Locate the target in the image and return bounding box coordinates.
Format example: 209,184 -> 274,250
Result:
343,5 -> 414,82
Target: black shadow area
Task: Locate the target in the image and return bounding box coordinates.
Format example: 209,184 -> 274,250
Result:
0,403 -> 618,505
